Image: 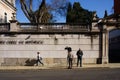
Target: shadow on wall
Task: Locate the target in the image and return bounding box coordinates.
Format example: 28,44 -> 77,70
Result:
25,59 -> 36,66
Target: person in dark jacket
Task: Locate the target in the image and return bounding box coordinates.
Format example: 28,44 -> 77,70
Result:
76,48 -> 83,67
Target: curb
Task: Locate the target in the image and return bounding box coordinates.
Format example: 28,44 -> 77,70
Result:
0,64 -> 120,70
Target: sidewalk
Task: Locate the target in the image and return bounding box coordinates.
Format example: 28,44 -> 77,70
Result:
83,63 -> 120,68
0,63 -> 120,70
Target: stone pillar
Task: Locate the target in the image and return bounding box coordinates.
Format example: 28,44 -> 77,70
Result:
92,20 -> 98,31
9,13 -> 19,32
102,30 -> 109,64
9,20 -> 18,32
91,12 -> 99,31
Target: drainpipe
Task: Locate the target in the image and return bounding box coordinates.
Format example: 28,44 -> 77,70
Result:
98,22 -> 103,64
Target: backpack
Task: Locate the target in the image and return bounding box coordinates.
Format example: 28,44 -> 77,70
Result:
40,57 -> 42,60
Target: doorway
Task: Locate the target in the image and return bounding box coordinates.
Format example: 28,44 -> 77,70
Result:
109,29 -> 120,63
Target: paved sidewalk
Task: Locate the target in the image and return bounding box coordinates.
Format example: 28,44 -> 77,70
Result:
0,66 -> 49,70
83,63 -> 120,68
0,63 -> 120,70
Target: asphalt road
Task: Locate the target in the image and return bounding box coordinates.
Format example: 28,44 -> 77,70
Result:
0,68 -> 120,80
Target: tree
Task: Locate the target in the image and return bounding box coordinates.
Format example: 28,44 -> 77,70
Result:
66,2 -> 93,24
19,0 -> 68,23
104,10 -> 108,18
66,2 -> 72,23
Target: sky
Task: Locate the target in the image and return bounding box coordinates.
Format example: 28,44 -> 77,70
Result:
16,0 -> 114,23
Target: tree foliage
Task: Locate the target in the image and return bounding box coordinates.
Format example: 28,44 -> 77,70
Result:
66,2 -> 93,24
104,10 -> 108,18
19,0 -> 68,23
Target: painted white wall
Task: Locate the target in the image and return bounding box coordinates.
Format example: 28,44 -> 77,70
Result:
0,0 -> 16,23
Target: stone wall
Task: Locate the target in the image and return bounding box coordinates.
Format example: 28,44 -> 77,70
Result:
0,33 -> 101,66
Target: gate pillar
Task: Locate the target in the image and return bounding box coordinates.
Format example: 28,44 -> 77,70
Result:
102,30 -> 109,64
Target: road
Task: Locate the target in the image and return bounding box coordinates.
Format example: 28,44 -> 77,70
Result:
0,68 -> 120,80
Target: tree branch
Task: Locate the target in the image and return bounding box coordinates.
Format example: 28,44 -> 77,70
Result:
29,0 -> 33,13
20,0 -> 34,22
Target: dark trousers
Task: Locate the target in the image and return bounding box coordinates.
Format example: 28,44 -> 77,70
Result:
36,59 -> 44,66
77,57 -> 82,67
68,58 -> 73,69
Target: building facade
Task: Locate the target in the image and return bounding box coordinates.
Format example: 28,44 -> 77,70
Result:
0,0 -> 16,23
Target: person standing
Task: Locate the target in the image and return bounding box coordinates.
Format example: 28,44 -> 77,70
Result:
36,52 -> 44,66
76,48 -> 83,67
65,47 -> 74,69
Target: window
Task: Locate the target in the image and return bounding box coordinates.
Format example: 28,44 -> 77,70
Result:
4,12 -> 7,23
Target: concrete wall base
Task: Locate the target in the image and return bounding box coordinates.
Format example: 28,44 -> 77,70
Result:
0,58 -> 100,66
102,57 -> 108,64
